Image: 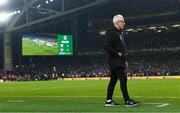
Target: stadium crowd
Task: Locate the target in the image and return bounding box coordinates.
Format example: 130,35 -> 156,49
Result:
0,53 -> 179,81
126,31 -> 180,50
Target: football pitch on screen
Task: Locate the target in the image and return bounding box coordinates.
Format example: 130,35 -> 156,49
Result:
22,38 -> 58,55
0,79 -> 180,113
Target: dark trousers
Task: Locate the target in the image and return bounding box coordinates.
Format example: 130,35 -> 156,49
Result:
106,68 -> 130,101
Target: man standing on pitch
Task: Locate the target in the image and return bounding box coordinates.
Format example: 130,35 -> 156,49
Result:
104,14 -> 139,107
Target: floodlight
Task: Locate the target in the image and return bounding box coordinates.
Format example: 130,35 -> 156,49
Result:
0,0 -> 8,6
0,12 -> 10,22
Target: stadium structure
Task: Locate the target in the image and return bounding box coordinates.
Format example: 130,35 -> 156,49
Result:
0,0 -> 180,112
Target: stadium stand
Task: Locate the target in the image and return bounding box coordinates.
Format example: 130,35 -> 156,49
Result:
0,0 -> 180,81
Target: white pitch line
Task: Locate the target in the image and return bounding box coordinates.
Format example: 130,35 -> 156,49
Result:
0,112 -> 178,113
143,103 -> 165,105
156,103 -> 170,108
134,96 -> 180,99
0,96 -> 180,99
143,103 -> 170,108
7,100 -> 25,103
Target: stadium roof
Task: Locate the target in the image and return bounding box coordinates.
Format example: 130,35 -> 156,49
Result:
0,0 -> 109,33
0,0 -> 179,33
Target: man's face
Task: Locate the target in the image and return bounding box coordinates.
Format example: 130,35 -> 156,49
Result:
116,20 -> 126,30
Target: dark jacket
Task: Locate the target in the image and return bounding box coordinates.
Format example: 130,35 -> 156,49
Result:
104,26 -> 127,71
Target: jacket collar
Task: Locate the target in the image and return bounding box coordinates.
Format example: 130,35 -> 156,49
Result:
112,25 -> 123,33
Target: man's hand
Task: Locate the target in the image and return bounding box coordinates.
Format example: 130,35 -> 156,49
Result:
118,52 -> 122,57
125,61 -> 128,68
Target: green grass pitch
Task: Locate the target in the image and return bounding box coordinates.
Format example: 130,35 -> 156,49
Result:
0,79 -> 180,112
22,38 -> 58,55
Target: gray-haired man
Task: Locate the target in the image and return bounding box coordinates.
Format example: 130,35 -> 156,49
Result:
104,14 -> 139,107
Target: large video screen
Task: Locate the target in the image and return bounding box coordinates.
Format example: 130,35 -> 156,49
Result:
22,34 -> 73,56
